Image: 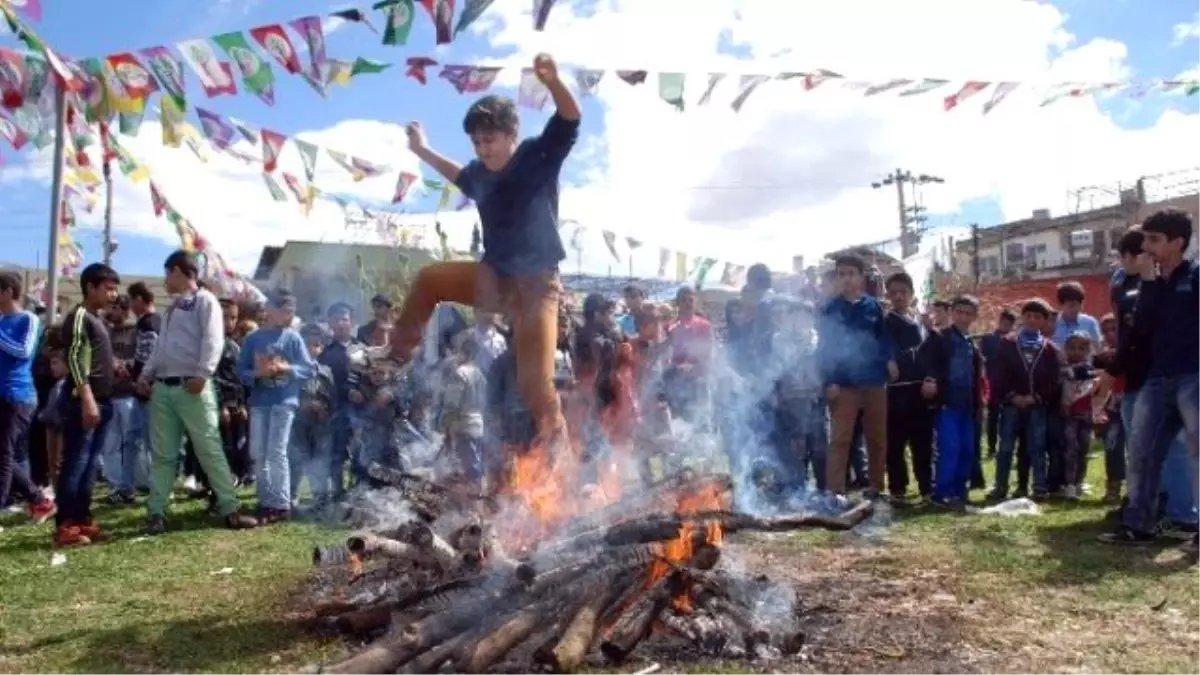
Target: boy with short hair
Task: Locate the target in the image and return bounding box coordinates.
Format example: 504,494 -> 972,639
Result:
390,53 -> 580,460
989,299 -> 1063,500
290,323 -> 335,509
925,295 -> 984,507
318,302 -> 362,499
236,289 -> 315,523
1052,281 -> 1102,349
1101,208 -> 1199,550
774,300 -> 827,492
882,271 -> 934,501
816,254 -> 898,499
215,298 -> 250,485
980,308 -> 1017,458
1060,332 -> 1098,500
439,333 -> 488,492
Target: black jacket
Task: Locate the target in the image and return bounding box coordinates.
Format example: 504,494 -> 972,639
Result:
884,311 -> 934,387
923,326 -> 984,414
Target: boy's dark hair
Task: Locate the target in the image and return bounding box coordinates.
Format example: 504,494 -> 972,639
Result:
746,263 -> 772,291
127,281 -> 153,304
1055,280 -> 1085,304
1141,208 -> 1194,252
0,270 -> 22,297
219,297 -> 239,312
300,322 -> 328,341
80,263 -> 120,293
327,302 -> 354,318
112,294 -> 130,310
951,294 -> 979,310
884,271 -> 914,292
1116,227 -> 1144,257
163,249 -> 200,279
1020,298 -> 1053,317
999,308 -> 1017,323
622,284 -> 645,299
463,95 -> 519,136
932,299 -> 951,310
832,254 -> 866,274
1065,331 -> 1093,347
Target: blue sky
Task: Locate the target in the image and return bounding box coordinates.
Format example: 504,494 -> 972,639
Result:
0,0 -> 1196,278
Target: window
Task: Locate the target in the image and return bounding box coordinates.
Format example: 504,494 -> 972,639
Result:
1006,242 -> 1025,262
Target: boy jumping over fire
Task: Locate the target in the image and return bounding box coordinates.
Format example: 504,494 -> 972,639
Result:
391,54 -> 580,463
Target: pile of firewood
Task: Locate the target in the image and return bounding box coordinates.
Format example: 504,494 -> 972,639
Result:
308,463 -> 874,674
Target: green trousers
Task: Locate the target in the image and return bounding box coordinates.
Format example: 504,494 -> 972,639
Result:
146,380 -> 240,518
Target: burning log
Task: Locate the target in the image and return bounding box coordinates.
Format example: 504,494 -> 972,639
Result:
534,572 -> 641,673
600,573 -> 681,664
453,600 -> 558,673
333,604 -> 395,635
410,522 -> 460,570
313,544 -> 354,567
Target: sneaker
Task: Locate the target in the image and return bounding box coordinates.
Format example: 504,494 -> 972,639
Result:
1160,521 -> 1199,541
1183,533 -> 1199,557
52,525 -> 91,547
1078,483 -> 1093,496
76,520 -> 111,543
1063,485 -> 1079,501
28,499 -> 57,525
985,489 -> 1008,503
930,496 -> 963,511
1013,488 -> 1029,499
1031,490 -> 1051,502
105,492 -> 137,507
1102,482 -> 1122,505
224,511 -> 259,530
1097,526 -> 1156,546
182,475 -> 199,492
146,515 -> 167,535
258,508 -> 290,525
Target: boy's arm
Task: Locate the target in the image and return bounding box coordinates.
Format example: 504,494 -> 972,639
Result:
286,333 -> 315,381
0,312 -> 39,359
196,294 -> 224,378
875,302 -> 895,366
412,144 -> 469,194
530,62 -> 581,166
235,333 -> 257,387
64,310 -> 91,395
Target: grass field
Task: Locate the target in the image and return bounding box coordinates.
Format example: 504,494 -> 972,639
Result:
0,458 -> 1196,674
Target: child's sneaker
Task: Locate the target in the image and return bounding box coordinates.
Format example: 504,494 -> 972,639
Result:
1102,481 -> 1122,505
1097,525 -> 1156,546
1063,485 -> 1079,501
76,520 -> 111,543
105,492 -> 137,507
28,499 -> 57,525
52,525 -> 91,547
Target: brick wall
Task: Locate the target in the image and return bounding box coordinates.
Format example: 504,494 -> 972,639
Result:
972,273 -> 1112,328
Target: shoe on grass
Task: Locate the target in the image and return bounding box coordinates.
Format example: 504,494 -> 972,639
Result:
1160,520 -> 1199,541
28,499 -> 56,525
146,515 -> 167,535
52,525 -> 91,547
1097,525 -> 1156,546
225,511 -> 259,530
76,520 -> 111,543
105,491 -> 137,507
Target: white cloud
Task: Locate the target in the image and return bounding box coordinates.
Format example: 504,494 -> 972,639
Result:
468,0 -> 1199,274
1173,14 -> 1200,46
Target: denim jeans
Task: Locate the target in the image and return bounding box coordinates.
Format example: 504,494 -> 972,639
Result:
1104,404 -> 1126,484
995,405 -> 1048,495
350,410 -> 397,486
289,412 -> 332,504
1062,414 -> 1093,488
249,404 -> 297,511
0,400 -> 41,507
1123,375 -> 1200,533
101,397 -> 149,496
1122,384 -> 1199,529
934,407 -> 976,501
56,397 -> 115,526
329,409 -> 352,499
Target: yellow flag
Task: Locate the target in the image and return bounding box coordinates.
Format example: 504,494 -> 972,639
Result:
675,251 -> 688,282
438,186 -> 452,210
161,97 -> 186,148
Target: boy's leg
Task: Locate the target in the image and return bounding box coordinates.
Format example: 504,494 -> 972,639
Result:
911,405 -> 935,498
1027,407 -> 1050,495
986,398 -> 1001,457
310,425 -> 333,505
884,391 -> 910,497
116,398 -> 140,496
1123,377 -> 1183,533
55,398 -> 89,527
1161,432 -> 1198,525
1075,418 -> 1094,488
147,386 -> 186,517
1104,413 -> 1127,494
861,386 -> 888,496
957,410 -> 978,500
329,411 -> 350,500
1061,418 -> 1081,493
825,389 -> 862,494
1172,374 -> 1199,520
0,401 -> 46,506
174,382 -> 242,517
1046,411 -> 1066,493
993,406 -> 1018,496
287,420 -> 307,505
77,402 -> 115,525
389,261 -> 499,361
933,409 -> 960,500
508,271 -> 568,446
260,405 -> 296,511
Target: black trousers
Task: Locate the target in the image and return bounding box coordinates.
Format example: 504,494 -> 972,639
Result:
0,400 -> 41,507
886,389 -> 934,497
985,399 -> 1002,455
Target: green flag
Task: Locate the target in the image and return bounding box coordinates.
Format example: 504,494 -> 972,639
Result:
293,138 -> 319,181
454,0 -> 497,36
695,257 -> 717,287
377,0 -> 415,46
1187,81 -> 1199,97
351,57 -> 392,77
262,173 -> 289,202
212,31 -> 276,105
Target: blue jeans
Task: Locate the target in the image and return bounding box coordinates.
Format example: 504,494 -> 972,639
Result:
289,411 -> 332,504
56,397 -> 114,527
995,405 -> 1048,495
775,398 -> 828,492
102,397 -> 148,495
1104,402 -> 1126,484
449,434 -> 483,483
249,404 -> 297,511
1123,382 -> 1199,531
329,409 -> 352,499
934,407 -> 976,500
350,410 -> 397,485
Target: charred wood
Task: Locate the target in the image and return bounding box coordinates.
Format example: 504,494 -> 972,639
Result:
599,573 -> 680,664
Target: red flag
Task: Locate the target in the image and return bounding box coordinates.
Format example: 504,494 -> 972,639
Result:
260,128 -> 287,172
106,52 -> 160,99
419,0 -> 456,45
149,182 -> 168,217
944,81 -> 989,112
405,56 -> 437,85
393,171 -> 417,203
0,48 -> 30,109
250,24 -> 303,75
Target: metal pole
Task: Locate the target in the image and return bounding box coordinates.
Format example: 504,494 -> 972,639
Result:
102,158 -> 114,266
45,84 -> 68,323
894,169 -> 911,258
971,223 -> 981,289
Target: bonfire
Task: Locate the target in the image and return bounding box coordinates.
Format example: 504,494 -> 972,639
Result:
307,453 -> 873,674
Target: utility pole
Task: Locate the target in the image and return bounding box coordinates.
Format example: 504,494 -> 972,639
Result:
971,222 -> 981,288
102,155 -> 114,266
45,84 -> 68,324
871,169 -> 945,259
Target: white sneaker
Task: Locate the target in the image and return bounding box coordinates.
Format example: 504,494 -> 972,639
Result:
182,475 -> 199,492
1078,483 -> 1092,496
1063,485 -> 1079,501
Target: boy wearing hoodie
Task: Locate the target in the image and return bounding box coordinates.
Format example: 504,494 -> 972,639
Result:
989,299 -> 1064,500
816,254 -> 898,498
925,295 -> 984,507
